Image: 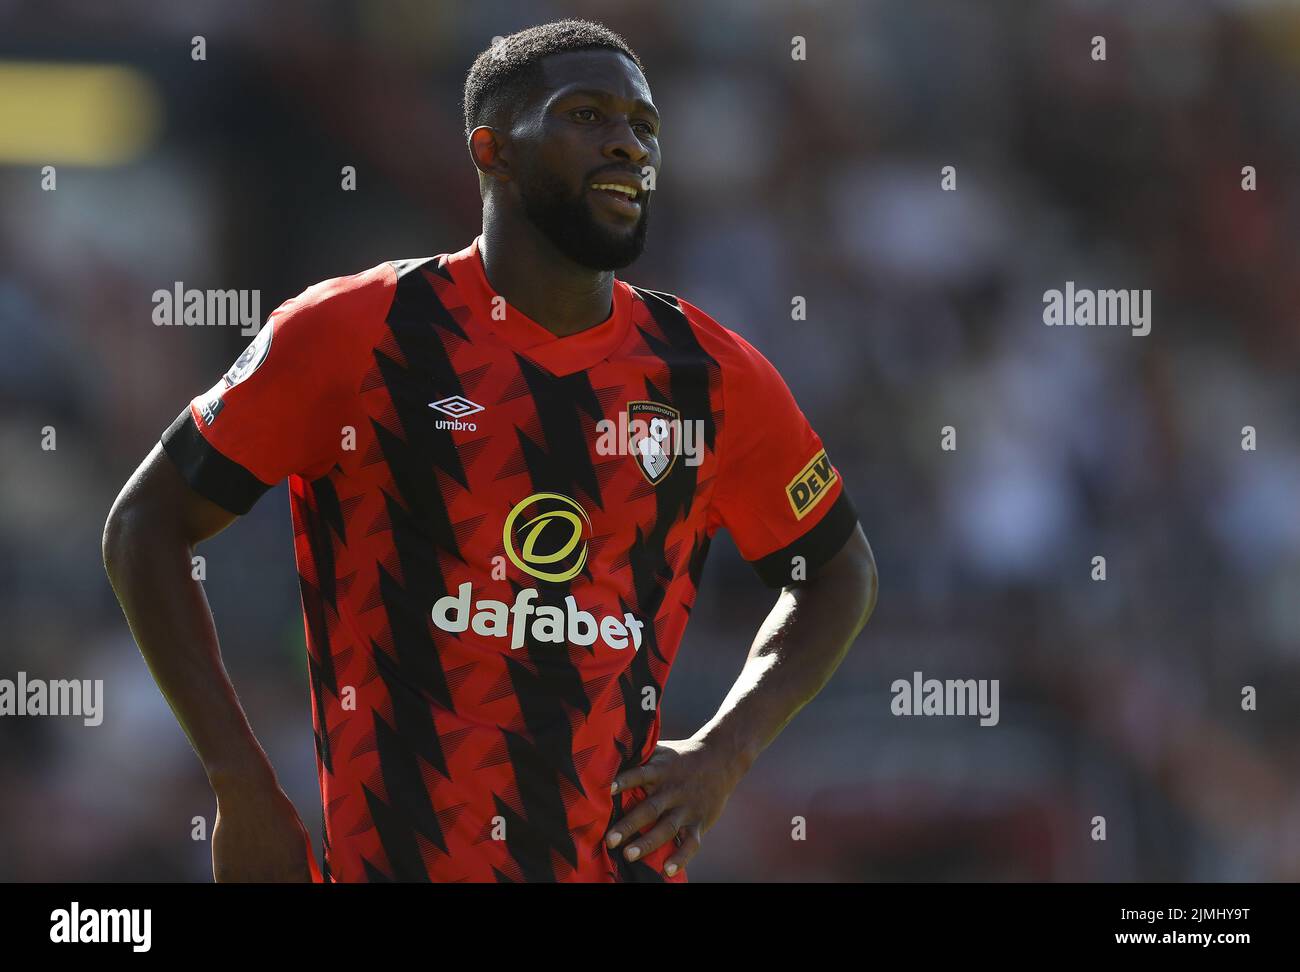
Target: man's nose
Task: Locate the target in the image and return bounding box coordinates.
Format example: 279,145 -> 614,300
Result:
604,120 -> 650,163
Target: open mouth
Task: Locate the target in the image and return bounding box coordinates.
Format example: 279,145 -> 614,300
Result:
589,182 -> 643,217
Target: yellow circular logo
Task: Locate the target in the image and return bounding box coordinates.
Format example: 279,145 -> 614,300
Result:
503,492 -> 592,582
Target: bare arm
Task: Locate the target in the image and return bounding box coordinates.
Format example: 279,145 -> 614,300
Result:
696,522 -> 877,770
102,443 -> 315,881
607,524 -> 878,874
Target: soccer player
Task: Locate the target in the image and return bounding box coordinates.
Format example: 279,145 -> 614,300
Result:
102,19 -> 878,883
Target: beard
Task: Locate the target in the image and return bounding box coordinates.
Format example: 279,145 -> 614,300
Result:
517,162 -> 650,271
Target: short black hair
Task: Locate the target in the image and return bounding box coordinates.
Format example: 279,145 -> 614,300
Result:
462,19 -> 644,139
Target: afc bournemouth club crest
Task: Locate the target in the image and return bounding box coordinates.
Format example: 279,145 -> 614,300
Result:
627,400 -> 680,485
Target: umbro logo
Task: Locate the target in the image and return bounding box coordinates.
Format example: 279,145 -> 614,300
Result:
428,395 -> 484,431
428,395 -> 484,418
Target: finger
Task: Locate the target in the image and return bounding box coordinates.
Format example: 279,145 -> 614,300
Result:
624,807 -> 691,863
611,759 -> 663,795
663,823 -> 702,877
606,790 -> 674,849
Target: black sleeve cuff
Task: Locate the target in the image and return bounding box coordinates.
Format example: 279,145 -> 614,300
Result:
749,490 -> 859,588
159,407 -> 273,516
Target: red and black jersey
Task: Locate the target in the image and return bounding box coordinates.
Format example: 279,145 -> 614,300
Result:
160,236 -> 857,882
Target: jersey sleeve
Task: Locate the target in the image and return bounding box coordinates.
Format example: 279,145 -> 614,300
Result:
706,325 -> 859,588
159,265 -> 393,515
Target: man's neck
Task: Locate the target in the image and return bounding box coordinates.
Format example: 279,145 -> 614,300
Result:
479,211 -> 615,338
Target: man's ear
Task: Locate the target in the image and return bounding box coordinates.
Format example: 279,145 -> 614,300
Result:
469,125 -> 510,186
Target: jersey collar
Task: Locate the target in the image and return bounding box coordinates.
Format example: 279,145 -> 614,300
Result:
446,235 -> 634,377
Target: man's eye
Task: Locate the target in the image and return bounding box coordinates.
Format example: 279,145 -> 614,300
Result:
634,123 -> 657,137
572,108 -> 598,121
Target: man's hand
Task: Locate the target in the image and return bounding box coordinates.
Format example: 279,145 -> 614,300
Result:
212,782 -> 316,883
606,737 -> 746,877
604,526 -> 877,878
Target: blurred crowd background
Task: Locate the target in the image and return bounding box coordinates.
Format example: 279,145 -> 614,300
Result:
2,0 -> 1298,881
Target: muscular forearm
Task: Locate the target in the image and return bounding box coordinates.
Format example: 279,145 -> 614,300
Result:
103,511 -> 275,794
695,554 -> 877,776
605,539 -> 876,871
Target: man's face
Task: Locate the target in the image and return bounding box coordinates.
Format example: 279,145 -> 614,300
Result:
507,49 -> 660,270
